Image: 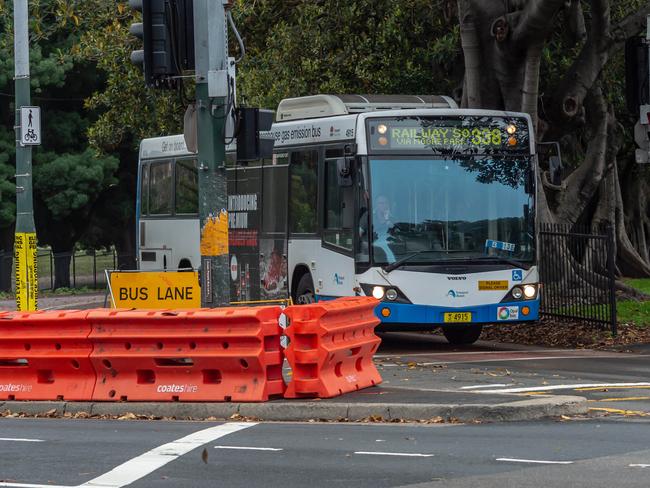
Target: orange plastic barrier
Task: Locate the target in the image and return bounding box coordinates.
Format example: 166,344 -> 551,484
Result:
0,310 -> 95,401
283,297 -> 382,398
87,307 -> 284,402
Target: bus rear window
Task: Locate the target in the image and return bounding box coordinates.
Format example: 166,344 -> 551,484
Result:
149,161 -> 173,215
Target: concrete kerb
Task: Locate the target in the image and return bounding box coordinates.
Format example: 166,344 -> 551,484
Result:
0,395 -> 588,423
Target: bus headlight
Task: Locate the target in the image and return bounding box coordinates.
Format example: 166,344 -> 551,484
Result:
385,289 -> 398,301
511,287 -> 523,299
523,285 -> 537,298
372,286 -> 385,300
377,124 -> 388,135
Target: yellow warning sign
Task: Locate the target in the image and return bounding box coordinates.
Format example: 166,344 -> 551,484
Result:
109,271 -> 201,309
200,209 -> 229,256
478,280 -> 509,291
14,232 -> 38,311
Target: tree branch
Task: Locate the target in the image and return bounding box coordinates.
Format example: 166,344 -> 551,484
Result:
457,0 -> 482,108
555,1 -> 650,121
512,0 -> 567,45
554,84 -> 609,225
608,5 -> 650,56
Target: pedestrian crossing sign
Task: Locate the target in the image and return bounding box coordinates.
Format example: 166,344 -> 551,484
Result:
20,106 -> 41,146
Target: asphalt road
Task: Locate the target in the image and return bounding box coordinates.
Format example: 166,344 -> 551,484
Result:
377,332 -> 650,416
1,418 -> 650,487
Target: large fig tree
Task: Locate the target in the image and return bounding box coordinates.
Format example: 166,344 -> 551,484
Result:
457,0 -> 650,283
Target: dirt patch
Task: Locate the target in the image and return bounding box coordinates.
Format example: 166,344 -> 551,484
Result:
481,317 -> 650,351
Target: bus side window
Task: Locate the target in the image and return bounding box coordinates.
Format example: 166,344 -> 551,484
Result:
149,161 -> 173,215
175,159 -> 198,215
140,163 -> 149,216
289,150 -> 318,234
323,158 -> 353,251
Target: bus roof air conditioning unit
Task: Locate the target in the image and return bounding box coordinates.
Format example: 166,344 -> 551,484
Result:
276,94 -> 458,121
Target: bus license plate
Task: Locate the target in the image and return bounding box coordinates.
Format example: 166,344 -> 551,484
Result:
444,312 -> 472,323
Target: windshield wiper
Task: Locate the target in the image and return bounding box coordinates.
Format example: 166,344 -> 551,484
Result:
435,255 -> 531,269
382,250 -> 432,274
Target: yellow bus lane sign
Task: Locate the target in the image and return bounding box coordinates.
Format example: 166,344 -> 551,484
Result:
478,280 -> 509,291
109,271 -> 201,309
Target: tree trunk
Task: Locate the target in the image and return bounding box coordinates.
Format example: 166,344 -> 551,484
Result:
52,251 -> 72,289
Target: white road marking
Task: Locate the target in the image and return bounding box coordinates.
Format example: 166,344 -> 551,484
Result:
478,382 -> 650,394
0,424 -> 257,488
0,438 -> 44,443
374,349 -> 583,359
77,422 -> 255,488
460,384 -> 509,390
496,458 -> 574,465
214,445 -> 282,451
629,464 -> 650,468
354,451 -> 434,457
416,355 -> 638,366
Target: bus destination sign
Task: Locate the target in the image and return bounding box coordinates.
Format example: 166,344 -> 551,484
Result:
368,116 -> 529,153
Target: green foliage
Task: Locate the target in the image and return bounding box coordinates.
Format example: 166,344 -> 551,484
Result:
233,0 -> 460,110
75,1 -> 184,151
617,300 -> 650,327
34,148 -> 118,219
625,278 -> 650,295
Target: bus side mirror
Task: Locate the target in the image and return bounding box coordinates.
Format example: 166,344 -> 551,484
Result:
337,157 -> 353,187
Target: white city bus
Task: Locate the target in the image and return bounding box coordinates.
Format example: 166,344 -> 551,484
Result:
137,94 -> 540,344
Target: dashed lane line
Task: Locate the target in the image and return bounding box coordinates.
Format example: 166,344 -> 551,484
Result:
0,438 -> 44,443
496,458 -> 574,465
214,446 -> 283,451
460,384 -> 509,390
354,451 -> 434,458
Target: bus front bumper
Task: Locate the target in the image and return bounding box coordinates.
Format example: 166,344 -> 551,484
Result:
374,299 -> 540,327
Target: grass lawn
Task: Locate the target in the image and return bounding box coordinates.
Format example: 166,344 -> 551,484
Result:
619,278 -> 650,327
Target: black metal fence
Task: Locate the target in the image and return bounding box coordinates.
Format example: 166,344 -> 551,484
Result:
539,223 -> 617,334
0,249 -> 135,292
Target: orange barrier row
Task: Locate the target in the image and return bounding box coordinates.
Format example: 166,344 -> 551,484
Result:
0,298 -> 382,402
283,297 -> 382,399
0,307 -> 284,402
0,310 -> 96,401
88,308 -> 284,402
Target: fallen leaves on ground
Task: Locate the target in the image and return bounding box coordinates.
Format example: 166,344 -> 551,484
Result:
479,317 -> 650,350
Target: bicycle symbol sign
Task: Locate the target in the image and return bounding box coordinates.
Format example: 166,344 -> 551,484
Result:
20,106 -> 41,146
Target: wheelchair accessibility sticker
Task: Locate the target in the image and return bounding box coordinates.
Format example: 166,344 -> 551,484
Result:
512,269 -> 523,282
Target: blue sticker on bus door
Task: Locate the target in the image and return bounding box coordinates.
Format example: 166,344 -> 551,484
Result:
512,269 -> 523,282
485,239 -> 516,253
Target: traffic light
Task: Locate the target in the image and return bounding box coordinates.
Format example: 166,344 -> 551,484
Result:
625,36 -> 649,116
236,108 -> 275,162
129,0 -> 194,88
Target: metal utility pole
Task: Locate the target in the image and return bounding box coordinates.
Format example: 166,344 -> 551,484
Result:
13,0 -> 38,311
194,0 -> 231,307
633,15 -> 650,164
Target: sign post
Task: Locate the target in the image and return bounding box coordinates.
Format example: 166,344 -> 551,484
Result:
13,0 -> 38,311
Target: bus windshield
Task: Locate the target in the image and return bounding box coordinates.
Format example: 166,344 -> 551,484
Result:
367,157 -> 534,266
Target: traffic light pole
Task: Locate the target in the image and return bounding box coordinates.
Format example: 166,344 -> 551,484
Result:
13,0 -> 38,311
194,0 -> 230,307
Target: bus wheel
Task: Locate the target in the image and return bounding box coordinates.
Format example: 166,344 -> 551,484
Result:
295,274 -> 316,305
442,325 -> 483,345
